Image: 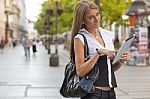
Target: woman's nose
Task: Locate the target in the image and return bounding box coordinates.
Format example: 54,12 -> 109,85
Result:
94,16 -> 99,22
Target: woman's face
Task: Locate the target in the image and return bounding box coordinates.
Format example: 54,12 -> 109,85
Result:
83,9 -> 100,30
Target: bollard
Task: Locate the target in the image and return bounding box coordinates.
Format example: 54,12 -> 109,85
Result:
48,48 -> 51,54
50,53 -> 59,66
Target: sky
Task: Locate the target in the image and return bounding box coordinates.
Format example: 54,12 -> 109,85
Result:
25,0 -> 45,21
25,0 -> 135,21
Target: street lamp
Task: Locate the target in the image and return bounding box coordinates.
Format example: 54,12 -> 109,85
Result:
122,14 -> 129,40
49,2 -> 63,67
43,21 -> 49,50
45,9 -> 53,54
94,0 -> 100,9
5,11 -> 9,44
54,1 -> 63,54
94,0 -> 102,25
147,15 -> 150,65
4,0 -> 12,44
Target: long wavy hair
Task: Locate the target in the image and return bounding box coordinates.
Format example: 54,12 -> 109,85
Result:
70,0 -> 99,59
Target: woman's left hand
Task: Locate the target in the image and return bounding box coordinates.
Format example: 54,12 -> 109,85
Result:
120,51 -> 131,62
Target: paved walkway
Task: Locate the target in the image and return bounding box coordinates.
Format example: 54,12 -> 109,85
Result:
0,43 -> 150,99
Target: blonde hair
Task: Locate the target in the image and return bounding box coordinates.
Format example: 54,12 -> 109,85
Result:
70,0 -> 99,58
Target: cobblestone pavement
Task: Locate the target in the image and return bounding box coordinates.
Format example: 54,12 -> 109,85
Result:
0,43 -> 150,99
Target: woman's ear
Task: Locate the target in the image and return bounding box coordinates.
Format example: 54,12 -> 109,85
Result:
82,21 -> 84,25
81,21 -> 84,27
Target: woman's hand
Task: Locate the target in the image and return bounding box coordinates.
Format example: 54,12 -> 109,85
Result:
120,51 -> 131,62
98,49 -> 117,60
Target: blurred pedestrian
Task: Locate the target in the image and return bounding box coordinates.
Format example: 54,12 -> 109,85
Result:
23,36 -> 31,60
8,37 -> 12,47
0,39 -> 5,53
32,38 -> 37,55
69,1 -> 130,99
114,35 -> 121,49
12,37 -> 17,48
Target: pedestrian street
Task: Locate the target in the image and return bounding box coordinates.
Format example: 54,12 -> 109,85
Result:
0,43 -> 150,99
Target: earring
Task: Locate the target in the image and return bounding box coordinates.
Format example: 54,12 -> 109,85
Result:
82,24 -> 85,28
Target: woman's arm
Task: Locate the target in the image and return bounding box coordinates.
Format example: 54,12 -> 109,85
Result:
113,60 -> 124,71
74,38 -> 100,77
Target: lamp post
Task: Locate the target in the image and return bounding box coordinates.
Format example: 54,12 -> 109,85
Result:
44,21 -> 49,50
122,14 -> 129,40
94,0 -> 102,25
5,12 -> 9,44
94,0 -> 100,9
4,0 -> 16,44
49,2 -> 63,66
45,9 -> 53,54
147,15 -> 150,48
4,0 -> 11,44
147,15 -> 150,65
54,1 -> 63,54
43,26 -> 47,49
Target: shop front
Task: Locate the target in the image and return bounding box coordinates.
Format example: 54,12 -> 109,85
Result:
126,0 -> 150,66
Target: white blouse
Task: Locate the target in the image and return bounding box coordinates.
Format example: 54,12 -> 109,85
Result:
74,27 -> 115,57
74,27 -> 115,87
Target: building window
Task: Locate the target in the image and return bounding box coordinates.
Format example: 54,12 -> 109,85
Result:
5,0 -> 10,7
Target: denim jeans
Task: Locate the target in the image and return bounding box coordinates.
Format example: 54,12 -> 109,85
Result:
81,88 -> 116,99
24,47 -> 30,58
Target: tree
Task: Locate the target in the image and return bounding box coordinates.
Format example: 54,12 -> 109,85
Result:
34,0 -> 78,35
99,0 -> 132,29
34,0 -> 132,35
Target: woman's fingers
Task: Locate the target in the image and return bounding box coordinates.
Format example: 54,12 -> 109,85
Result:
112,50 -> 118,53
107,50 -> 116,59
121,52 -> 131,61
98,49 -> 119,59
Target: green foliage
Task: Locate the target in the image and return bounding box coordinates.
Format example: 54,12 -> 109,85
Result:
34,0 -> 78,35
100,0 -> 132,28
34,0 -> 132,35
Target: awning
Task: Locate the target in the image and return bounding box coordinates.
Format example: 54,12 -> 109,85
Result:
126,1 -> 149,15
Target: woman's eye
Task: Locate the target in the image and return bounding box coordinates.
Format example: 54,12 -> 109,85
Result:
89,13 -> 100,19
89,16 -> 94,20
96,13 -> 100,16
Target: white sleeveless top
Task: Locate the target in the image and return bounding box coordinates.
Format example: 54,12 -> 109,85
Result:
74,27 -> 115,87
74,27 -> 114,57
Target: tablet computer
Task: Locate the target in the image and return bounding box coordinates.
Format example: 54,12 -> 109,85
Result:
112,34 -> 136,64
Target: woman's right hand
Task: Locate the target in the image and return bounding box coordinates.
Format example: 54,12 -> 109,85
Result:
98,49 -> 117,60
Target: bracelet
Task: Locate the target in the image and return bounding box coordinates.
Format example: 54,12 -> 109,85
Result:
96,48 -> 101,55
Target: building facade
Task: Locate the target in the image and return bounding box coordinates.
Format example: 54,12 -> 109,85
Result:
9,0 -> 20,39
1,0 -> 20,43
9,0 -> 27,40
17,0 -> 27,40
0,0 -> 27,44
0,0 -> 7,41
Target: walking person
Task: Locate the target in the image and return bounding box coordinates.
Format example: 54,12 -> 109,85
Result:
0,39 -> 5,53
69,1 -> 130,99
23,36 -> 31,60
32,38 -> 37,56
12,37 -> 17,48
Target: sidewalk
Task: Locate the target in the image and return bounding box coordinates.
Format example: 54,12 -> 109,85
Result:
0,43 -> 150,99
0,44 -> 68,99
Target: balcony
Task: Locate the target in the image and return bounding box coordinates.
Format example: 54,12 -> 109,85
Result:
5,6 -> 13,14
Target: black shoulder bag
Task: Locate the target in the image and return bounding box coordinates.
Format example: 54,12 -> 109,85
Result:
60,33 -> 99,98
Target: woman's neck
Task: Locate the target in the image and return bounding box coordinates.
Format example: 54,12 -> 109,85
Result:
86,28 -> 98,35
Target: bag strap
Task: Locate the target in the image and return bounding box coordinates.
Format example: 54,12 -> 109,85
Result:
71,33 -> 90,61
78,33 -> 89,60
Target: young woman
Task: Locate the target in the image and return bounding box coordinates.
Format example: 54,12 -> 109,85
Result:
70,1 -> 130,99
